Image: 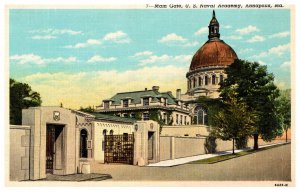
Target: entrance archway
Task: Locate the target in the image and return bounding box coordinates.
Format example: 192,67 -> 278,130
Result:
80,129 -> 88,158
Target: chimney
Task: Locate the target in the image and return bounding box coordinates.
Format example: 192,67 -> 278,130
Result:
152,86 -> 159,91
176,89 -> 181,100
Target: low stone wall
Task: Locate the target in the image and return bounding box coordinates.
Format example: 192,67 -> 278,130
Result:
159,136 -> 172,161
159,136 -> 206,161
10,125 -> 31,181
174,137 -> 206,159
159,135 -> 289,162
161,125 -> 210,137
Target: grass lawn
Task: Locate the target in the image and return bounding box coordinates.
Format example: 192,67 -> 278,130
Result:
190,143 -> 289,164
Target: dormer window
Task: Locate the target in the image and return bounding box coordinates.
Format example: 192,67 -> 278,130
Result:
123,99 -> 129,107
104,101 -> 110,109
143,98 -> 149,106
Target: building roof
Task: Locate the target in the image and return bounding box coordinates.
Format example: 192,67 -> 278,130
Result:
189,40 -> 238,71
108,88 -> 178,105
92,113 -> 137,124
189,10 -> 238,71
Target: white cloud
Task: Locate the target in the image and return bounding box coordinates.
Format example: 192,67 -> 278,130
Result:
269,31 -> 290,38
280,61 -> 290,70
10,54 -> 77,66
182,41 -> 200,47
252,43 -> 290,59
103,31 -> 130,44
64,39 -> 101,49
31,35 -> 57,40
194,27 -> 207,36
257,60 -> 266,65
223,35 -> 243,40
238,48 -> 253,54
159,33 -> 187,43
246,35 -> 265,43
30,28 -> 82,36
138,54 -> 192,66
223,25 -> 232,29
236,25 -> 259,34
10,54 -> 45,65
20,65 -> 187,109
87,55 -> 117,63
131,51 -> 153,58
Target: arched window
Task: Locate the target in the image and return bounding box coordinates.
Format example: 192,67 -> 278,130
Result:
80,129 -> 88,158
193,78 -> 196,88
205,76 -> 208,85
102,129 -> 107,151
194,106 -> 208,125
109,129 -> 114,135
212,75 -> 216,85
220,74 -> 224,83
103,129 -> 107,136
198,77 -> 201,86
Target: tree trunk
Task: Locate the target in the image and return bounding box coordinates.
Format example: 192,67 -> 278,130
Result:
253,134 -> 259,150
285,129 -> 288,143
232,138 -> 235,154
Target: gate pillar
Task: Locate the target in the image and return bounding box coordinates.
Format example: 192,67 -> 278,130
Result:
133,120 -> 160,166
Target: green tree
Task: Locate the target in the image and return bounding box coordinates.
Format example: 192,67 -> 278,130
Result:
10,78 -> 42,124
276,89 -> 291,142
79,106 -> 95,113
219,59 -> 281,150
211,89 -> 256,154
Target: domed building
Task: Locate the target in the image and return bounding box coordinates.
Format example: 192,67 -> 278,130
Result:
184,10 -> 238,99
181,10 -> 238,125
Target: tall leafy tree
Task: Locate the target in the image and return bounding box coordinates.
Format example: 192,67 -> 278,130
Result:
211,89 -> 256,154
219,59 -> 281,150
276,89 -> 291,142
10,78 -> 42,124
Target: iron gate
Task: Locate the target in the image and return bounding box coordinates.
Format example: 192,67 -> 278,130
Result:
104,134 -> 134,164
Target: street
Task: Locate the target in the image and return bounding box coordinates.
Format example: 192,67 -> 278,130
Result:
91,144 -> 291,181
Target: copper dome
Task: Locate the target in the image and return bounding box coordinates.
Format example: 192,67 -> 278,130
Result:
189,40 -> 238,71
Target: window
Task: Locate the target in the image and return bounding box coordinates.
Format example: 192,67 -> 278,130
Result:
193,78 -> 196,88
104,102 -> 109,109
164,99 -> 167,106
205,76 -> 208,85
123,99 -> 128,107
80,129 -> 88,158
123,113 -> 128,118
180,115 -> 183,125
212,75 -> 216,85
143,112 -> 149,120
220,74 -> 224,83
143,98 -> 149,106
123,133 -> 129,141
184,116 -> 187,125
176,114 -> 179,124
198,77 -> 201,86
194,106 -> 208,125
131,113 -> 135,118
109,130 -> 114,135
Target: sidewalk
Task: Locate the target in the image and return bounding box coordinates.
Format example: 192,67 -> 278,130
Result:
147,142 -> 288,167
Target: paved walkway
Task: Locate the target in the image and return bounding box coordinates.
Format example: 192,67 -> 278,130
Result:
148,142 -> 288,167
39,173 -> 112,181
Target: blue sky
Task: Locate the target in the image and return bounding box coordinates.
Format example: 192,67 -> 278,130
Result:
9,9 -> 291,108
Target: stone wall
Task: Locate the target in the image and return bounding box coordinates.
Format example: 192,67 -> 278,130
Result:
10,125 -> 31,181
161,125 -> 210,137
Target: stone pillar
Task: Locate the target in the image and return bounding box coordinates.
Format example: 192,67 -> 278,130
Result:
133,120 -> 160,166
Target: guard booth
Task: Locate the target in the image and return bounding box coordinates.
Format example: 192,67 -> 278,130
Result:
133,120 -> 160,166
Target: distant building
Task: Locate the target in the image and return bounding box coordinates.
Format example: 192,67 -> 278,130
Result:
96,86 -> 191,126
180,10 -> 238,125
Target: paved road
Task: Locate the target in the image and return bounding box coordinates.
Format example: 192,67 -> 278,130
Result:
91,144 -> 291,181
